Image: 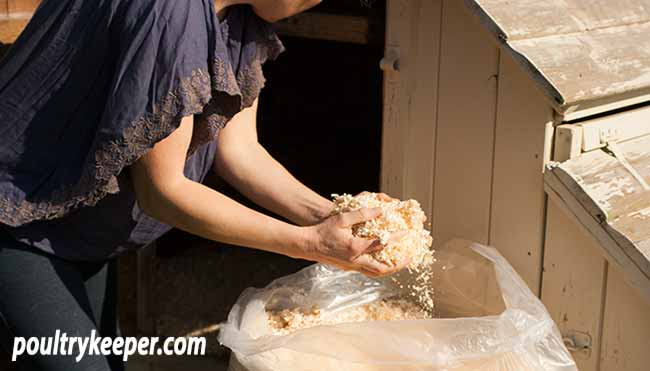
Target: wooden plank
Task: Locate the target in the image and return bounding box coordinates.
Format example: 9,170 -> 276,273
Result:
274,12 -> 369,44
541,203 -> 607,370
380,0 -> 442,213
0,18 -> 27,45
554,125 -> 583,162
464,0 -> 650,116
509,23 -> 650,108
401,0 -> 441,219
577,105 -> 650,151
600,266 -> 650,371
489,55 -> 553,293
467,0 -> 650,40
542,120 -> 606,371
559,136 -> 650,240
380,0 -> 415,198
431,0 -> 498,246
7,0 -> 39,15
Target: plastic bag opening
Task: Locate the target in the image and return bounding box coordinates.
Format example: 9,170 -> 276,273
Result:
219,239 -> 577,371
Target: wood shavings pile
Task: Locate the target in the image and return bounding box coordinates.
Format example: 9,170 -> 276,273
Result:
331,193 -> 436,312
267,298 -> 429,335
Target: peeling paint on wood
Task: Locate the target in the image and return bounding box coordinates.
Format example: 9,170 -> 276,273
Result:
465,0 -> 650,114
544,134 -> 650,304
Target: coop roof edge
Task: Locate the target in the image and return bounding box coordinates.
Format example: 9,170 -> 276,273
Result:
464,0 -> 650,118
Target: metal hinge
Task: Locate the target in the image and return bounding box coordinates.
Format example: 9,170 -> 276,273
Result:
562,330 -> 592,359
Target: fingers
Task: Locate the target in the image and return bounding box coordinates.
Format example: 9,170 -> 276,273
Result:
354,191 -> 394,203
363,240 -> 385,253
338,207 -> 382,227
351,238 -> 383,256
377,192 -> 394,202
352,255 -> 396,277
350,230 -> 407,257
388,230 -> 408,243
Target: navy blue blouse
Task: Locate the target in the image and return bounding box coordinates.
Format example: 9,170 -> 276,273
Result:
0,0 -> 284,261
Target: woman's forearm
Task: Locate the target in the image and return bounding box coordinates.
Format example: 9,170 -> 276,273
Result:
214,142 -> 333,226
140,176 -> 311,259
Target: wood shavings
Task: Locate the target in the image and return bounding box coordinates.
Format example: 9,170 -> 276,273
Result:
331,193 -> 436,312
267,298 -> 429,335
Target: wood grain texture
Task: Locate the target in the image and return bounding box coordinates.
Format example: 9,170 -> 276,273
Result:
432,0 -> 498,246
380,0 -> 442,218
542,120 -> 606,371
600,266 -> 650,371
274,13 -> 369,44
541,203 -> 607,371
467,0 -> 650,40
7,0 -> 39,14
401,0 -> 441,219
465,0 -> 650,115
489,54 -> 552,294
0,18 -> 27,46
380,0 -> 413,198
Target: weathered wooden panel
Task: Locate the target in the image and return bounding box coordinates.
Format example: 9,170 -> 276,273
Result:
380,0 -> 412,198
600,266 -> 650,371
465,0 -> 650,117
545,134 -> 650,303
489,54 -> 552,293
432,0 -> 498,246
401,0 -> 441,219
541,122 -> 606,371
541,203 -> 607,371
380,0 -> 442,219
467,0 -> 650,40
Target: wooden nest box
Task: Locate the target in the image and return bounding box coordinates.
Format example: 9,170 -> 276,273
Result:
380,1 -> 650,370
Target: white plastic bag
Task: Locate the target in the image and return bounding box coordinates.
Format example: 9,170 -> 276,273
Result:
219,240 -> 577,371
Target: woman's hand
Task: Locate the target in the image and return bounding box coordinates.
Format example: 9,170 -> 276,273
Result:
301,208 -> 409,277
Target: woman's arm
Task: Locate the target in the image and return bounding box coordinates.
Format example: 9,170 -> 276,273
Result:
213,99 -> 333,226
131,116 -> 402,276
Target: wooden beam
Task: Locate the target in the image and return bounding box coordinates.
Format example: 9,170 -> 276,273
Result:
0,17 -> 28,46
7,0 -> 39,15
274,12 -> 369,44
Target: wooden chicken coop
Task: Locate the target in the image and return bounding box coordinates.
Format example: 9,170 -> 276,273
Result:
380,1 -> 650,370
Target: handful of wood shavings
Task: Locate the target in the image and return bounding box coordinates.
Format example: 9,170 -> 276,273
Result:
331,193 -> 436,313
331,193 -> 434,269
267,298 -> 429,335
